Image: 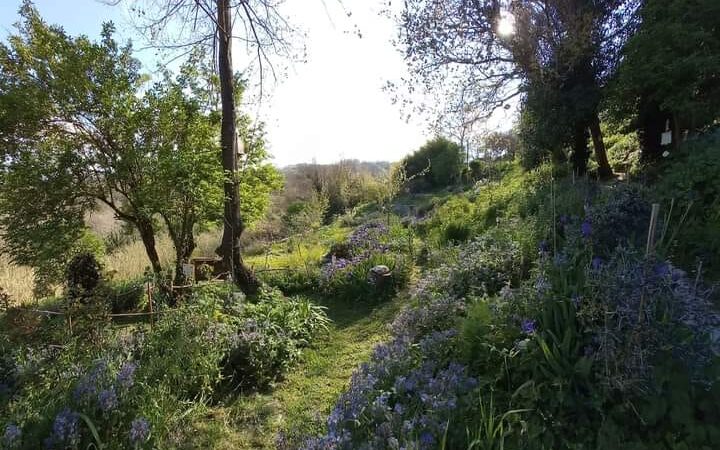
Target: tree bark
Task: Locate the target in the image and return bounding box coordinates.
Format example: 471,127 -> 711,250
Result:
216,0 -> 260,296
136,217 -> 162,275
571,124 -> 590,177
589,115 -> 613,179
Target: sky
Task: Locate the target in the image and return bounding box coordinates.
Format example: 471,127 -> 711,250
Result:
0,1 -> 499,166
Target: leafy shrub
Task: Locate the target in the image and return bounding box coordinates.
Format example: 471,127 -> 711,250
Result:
108,279 -> 146,314
416,233 -> 524,301
1,282 -> 330,448
605,128 -> 641,174
584,183 -> 651,256
258,268 -> 320,295
137,305 -> 232,401
654,134 -> 720,276
224,290 -> 329,390
33,231 -> 106,299
283,193 -> 328,234
66,253 -> 103,299
402,137 -> 463,191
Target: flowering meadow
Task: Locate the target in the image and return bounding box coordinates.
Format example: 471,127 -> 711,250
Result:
3,156 -> 720,449
294,165 -> 720,449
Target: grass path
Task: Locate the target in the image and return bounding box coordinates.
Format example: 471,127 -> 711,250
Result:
192,296 -> 403,449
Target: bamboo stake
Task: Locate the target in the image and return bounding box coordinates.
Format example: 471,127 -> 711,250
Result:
645,203 -> 661,257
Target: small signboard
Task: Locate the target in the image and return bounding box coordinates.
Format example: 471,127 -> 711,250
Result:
661,119 -> 672,146
182,263 -> 194,279
661,131 -> 672,146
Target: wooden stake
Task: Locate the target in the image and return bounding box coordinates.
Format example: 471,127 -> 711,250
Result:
646,203 -> 661,257
147,282 -> 154,329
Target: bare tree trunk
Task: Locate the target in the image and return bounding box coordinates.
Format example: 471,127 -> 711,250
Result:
136,217 -> 163,275
216,0 -> 260,295
589,115 -> 613,179
571,124 -> 590,177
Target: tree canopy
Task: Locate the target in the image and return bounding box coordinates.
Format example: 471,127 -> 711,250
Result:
0,5 -> 281,290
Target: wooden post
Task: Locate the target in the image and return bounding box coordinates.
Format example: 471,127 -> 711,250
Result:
147,282 -> 154,329
646,203 -> 661,257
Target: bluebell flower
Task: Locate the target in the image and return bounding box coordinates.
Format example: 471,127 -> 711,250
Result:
98,387 -> 118,412
591,256 -> 603,271
117,362 -> 137,389
521,319 -> 537,335
419,432 -> 435,446
3,424 -> 21,448
129,417 -> 150,444
534,276 -> 551,294
653,262 -> 670,278
581,220 -> 592,239
51,408 -> 79,445
538,240 -> 549,254
571,294 -> 582,308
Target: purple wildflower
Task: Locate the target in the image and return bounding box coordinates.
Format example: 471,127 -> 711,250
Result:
571,294 -> 582,308
653,262 -> 670,278
51,408 -> 79,445
117,362 -> 137,389
419,432 -> 435,446
129,417 -> 150,445
521,319 -> 537,335
98,388 -> 118,412
3,424 -> 21,448
581,220 -> 592,239
538,240 -> 550,254
591,256 -> 603,271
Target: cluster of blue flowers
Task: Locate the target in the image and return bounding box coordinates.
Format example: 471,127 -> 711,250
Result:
43,408 -> 80,449
3,424 -> 21,448
129,417 -> 151,445
304,247 -> 485,449
303,328 -> 476,450
321,223 -> 389,282
73,359 -> 137,413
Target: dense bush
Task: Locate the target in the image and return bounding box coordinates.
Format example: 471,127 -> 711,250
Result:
225,289 -> 330,390
402,137 -> 463,191
654,134 -> 720,277
0,284 -> 329,449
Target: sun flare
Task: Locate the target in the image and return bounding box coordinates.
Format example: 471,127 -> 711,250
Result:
497,13 -> 516,37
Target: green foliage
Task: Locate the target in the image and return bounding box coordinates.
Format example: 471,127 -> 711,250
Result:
238,121 -> 284,228
654,134 -> 720,276
403,137 -> 463,190
225,289 -> 330,390
34,232 -> 106,299
611,0 -> 720,129
442,221 -> 471,244
0,281 -> 330,448
283,192 -> 329,234
603,124 -> 641,174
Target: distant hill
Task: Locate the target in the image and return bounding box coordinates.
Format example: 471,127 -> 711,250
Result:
281,160 -> 390,177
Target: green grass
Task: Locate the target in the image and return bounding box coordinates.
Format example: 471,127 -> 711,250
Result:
188,295 -> 403,449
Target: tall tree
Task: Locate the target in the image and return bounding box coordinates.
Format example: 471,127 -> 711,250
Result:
124,0 -> 296,295
608,0 -> 720,160
0,6 -> 279,291
396,0 -> 641,177
0,4 -> 165,276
